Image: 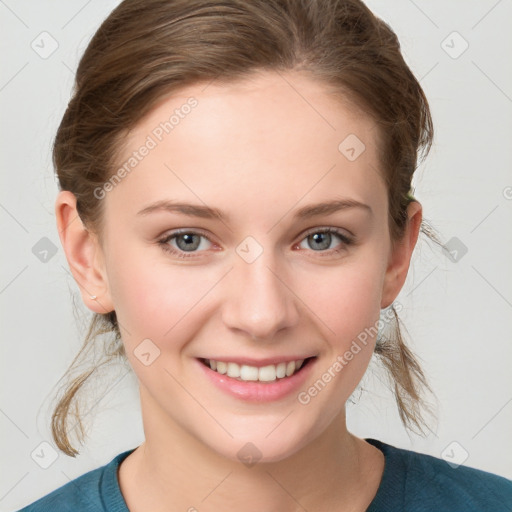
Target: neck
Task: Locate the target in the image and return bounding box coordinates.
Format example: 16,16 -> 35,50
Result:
118,388 -> 383,512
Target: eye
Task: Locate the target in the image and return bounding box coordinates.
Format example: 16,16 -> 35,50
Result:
158,229 -> 213,259
157,227 -> 354,260
296,227 -> 353,256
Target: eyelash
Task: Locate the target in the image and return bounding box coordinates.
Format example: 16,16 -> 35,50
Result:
157,227 -> 354,260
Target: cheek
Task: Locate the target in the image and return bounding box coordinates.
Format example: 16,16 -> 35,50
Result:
104,244 -> 208,343
299,254 -> 385,346
292,258 -> 385,424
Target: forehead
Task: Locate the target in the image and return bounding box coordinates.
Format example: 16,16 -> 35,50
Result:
106,71 -> 386,226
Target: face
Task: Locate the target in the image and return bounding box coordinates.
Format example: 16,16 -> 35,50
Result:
77,71 -> 409,462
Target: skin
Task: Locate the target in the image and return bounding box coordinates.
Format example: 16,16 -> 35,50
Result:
56,70 -> 422,512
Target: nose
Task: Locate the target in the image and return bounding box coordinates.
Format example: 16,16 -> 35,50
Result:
221,251 -> 300,342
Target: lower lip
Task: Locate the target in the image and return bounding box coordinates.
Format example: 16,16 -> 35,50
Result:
196,358 -> 316,402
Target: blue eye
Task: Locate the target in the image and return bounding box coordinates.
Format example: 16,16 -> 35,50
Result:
158,230 -> 213,258
158,227 -> 353,259
297,227 -> 353,256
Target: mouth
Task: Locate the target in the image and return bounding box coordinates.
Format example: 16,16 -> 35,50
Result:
199,356 -> 316,383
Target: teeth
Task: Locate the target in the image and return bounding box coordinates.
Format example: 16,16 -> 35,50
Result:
258,365 -> 276,382
276,362 -> 286,378
227,362 -> 240,378
240,365 -> 259,381
205,358 -> 307,382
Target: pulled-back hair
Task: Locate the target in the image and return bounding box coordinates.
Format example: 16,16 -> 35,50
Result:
51,0 -> 438,457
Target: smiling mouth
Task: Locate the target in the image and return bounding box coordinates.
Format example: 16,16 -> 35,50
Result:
200,357 -> 316,382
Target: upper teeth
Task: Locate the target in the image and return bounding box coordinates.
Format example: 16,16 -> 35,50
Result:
206,359 -> 305,382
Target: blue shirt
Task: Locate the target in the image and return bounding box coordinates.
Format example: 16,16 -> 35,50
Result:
16,438 -> 512,511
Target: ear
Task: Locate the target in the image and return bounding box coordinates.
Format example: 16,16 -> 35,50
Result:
380,201 -> 422,309
55,190 -> 114,314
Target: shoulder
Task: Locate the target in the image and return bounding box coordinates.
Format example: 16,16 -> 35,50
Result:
366,438 -> 512,512
15,449 -> 135,512
402,445 -> 512,509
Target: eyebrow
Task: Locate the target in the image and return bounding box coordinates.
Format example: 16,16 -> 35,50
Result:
136,198 -> 372,222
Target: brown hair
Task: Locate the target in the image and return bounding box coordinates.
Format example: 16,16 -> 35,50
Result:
51,0 -> 439,457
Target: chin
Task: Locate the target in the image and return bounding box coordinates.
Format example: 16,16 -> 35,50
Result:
201,418 -> 319,466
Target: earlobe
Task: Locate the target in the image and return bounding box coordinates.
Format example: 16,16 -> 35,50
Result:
55,190 -> 114,314
380,201 -> 422,309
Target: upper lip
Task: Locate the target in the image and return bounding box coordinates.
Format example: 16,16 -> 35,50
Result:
199,356 -> 316,367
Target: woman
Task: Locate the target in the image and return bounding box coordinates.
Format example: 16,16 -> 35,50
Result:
17,0 -> 512,510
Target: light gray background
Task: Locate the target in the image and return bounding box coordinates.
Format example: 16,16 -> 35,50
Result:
1,1 -> 511,510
